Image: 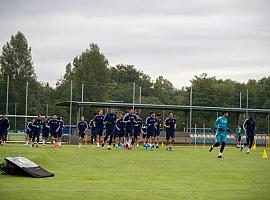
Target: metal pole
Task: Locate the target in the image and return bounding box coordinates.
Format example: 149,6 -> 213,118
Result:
6,75 -> 9,114
24,82 -> 28,134
189,85 -> 192,135
81,82 -> 84,115
69,80 -> 73,144
139,86 -> 141,113
239,92 -> 242,108
46,104 -> 49,116
132,82 -> 135,110
246,89 -> 248,117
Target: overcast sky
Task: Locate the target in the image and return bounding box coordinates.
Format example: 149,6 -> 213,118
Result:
0,0 -> 269,88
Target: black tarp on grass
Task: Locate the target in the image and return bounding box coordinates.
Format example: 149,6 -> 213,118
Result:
0,157 -> 54,178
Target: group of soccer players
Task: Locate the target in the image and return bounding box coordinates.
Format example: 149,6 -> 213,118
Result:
77,107 -> 177,150
26,114 -> 64,148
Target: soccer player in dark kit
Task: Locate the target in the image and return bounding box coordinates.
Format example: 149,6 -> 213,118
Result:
77,115 -> 88,148
102,107 -> 117,150
134,112 -> 143,148
57,116 -> 64,148
145,112 -> 157,149
31,115 -> 43,147
243,114 -> 256,154
0,114 -> 10,146
89,113 -> 97,145
154,113 -> 161,148
48,115 -> 60,148
115,112 -> 126,147
94,109 -> 104,148
124,108 -> 138,148
42,117 -> 50,147
164,112 -> 176,151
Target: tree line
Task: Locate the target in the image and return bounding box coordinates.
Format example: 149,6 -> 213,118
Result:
0,31 -> 269,132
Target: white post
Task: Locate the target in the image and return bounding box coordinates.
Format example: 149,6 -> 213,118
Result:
24,82 -> 28,134
69,80 -> 73,144
6,75 -> 9,114
132,82 -> 135,110
189,85 -> 192,135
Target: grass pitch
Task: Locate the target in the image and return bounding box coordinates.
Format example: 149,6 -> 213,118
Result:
0,144 -> 269,200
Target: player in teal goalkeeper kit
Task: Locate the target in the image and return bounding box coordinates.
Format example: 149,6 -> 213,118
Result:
209,111 -> 229,158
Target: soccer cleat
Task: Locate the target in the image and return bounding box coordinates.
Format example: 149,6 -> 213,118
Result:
101,143 -> 105,147
108,148 -> 111,150
156,145 -> 159,149
218,155 -> 223,159
209,146 -> 213,152
246,151 -> 250,154
240,145 -> 244,152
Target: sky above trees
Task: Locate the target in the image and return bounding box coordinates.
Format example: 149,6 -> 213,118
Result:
0,0 -> 269,88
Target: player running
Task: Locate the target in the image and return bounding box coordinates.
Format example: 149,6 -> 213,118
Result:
124,108 -> 137,148
134,112 -> 143,148
25,119 -> 33,145
145,112 -> 157,149
242,114 -> 256,154
48,115 -> 60,147
115,112 -> 126,148
42,117 -> 50,147
57,116 -> 64,148
77,115 -> 88,148
209,111 -> 229,158
89,113 -> 97,145
0,114 -> 10,146
164,112 -> 176,151
235,124 -> 244,148
31,115 -> 43,147
154,113 -> 161,148
102,107 -> 117,150
93,109 -> 104,148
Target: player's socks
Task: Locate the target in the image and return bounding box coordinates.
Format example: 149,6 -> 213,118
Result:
97,143 -> 100,148
246,148 -> 250,154
218,153 -> 223,158
209,145 -> 214,152
240,144 -> 244,151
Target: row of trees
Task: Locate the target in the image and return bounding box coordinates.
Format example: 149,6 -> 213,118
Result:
0,31 -> 269,131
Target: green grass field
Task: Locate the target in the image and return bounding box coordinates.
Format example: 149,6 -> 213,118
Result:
0,144 -> 269,200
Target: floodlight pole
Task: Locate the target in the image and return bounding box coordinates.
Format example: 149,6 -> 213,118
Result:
132,82 -> 135,110
14,103 -> 17,130
24,82 -> 29,134
246,89 -> 249,117
6,75 -> 9,114
81,82 -> 84,115
69,80 -> 73,144
239,92 -> 242,108
46,104 -> 49,116
139,86 -> 141,113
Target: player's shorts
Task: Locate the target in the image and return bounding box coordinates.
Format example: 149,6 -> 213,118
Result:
134,128 -> 141,138
79,132 -> 85,139
91,129 -> 96,138
166,130 -> 175,140
215,133 -> 227,143
1,129 -> 8,136
57,130 -> 63,138
96,128 -> 103,136
42,130 -> 50,138
125,127 -> 134,137
146,128 -> 155,138
26,130 -> 33,138
51,131 -> 58,139
154,129 -> 160,137
236,135 -> 241,142
106,127 -> 115,136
